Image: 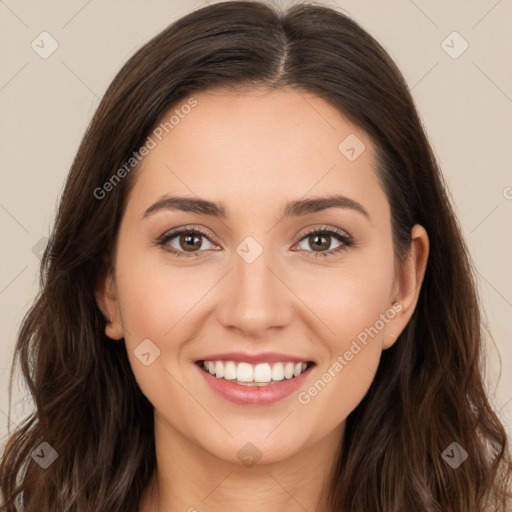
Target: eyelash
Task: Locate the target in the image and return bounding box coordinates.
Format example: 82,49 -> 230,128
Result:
156,225 -> 356,259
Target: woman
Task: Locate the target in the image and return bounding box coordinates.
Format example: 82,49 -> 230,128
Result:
1,1 -> 510,511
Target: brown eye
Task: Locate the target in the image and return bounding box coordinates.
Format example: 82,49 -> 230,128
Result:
306,233 -> 332,252
158,227 -> 217,257
179,233 -> 203,252
296,227 -> 355,258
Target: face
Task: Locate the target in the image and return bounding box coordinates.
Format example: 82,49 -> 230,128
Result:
98,87 -> 428,466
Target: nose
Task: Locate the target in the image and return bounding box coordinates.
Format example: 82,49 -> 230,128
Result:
215,244 -> 294,337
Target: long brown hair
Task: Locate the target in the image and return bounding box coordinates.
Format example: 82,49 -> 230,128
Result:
1,1 -> 510,510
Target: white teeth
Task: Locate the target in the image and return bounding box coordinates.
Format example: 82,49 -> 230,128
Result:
271,362 -> 284,381
284,362 -> 294,379
254,363 -> 271,383
201,360 -> 310,384
237,362 -> 254,382
215,361 -> 224,378
224,361 -> 237,380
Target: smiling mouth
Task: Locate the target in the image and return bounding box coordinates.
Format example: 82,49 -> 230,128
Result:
195,360 -> 315,386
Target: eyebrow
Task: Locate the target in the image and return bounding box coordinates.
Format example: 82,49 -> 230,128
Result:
142,194 -> 371,222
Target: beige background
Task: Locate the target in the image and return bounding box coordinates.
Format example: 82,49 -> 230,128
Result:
0,0 -> 511,447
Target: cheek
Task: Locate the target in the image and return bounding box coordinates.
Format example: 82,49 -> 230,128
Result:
295,253 -> 394,413
297,267 -> 392,421
298,254 -> 395,350
114,245 -> 208,340
114,252 -> 200,419
113,245 -> 219,396
298,342 -> 381,435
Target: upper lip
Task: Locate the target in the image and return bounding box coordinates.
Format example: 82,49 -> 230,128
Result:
197,352 -> 314,365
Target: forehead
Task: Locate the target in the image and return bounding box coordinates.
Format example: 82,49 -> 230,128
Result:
128,87 -> 388,224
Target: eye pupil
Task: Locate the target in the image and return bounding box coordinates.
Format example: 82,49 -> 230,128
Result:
310,234 -> 329,251
181,233 -> 201,251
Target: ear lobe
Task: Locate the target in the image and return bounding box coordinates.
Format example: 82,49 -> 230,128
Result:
383,224 -> 429,350
95,272 -> 124,340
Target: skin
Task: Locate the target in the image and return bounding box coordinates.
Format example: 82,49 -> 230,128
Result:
96,87 -> 429,512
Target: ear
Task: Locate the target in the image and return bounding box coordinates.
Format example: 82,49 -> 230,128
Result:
383,223 -> 430,349
95,270 -> 124,340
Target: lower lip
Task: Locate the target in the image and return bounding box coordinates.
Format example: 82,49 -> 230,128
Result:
195,363 -> 314,405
